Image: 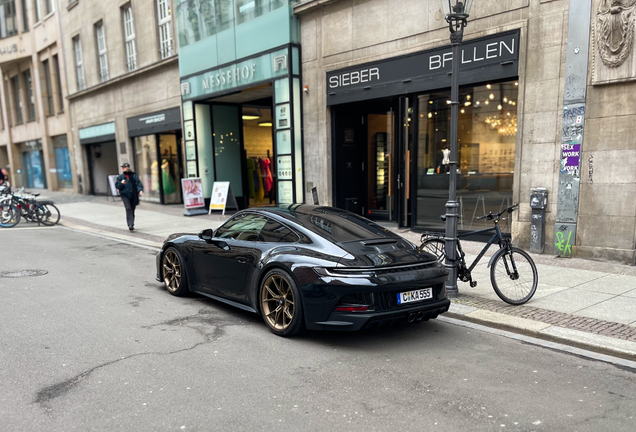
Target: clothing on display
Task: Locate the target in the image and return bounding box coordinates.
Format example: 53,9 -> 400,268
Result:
245,154 -> 275,204
161,159 -> 176,195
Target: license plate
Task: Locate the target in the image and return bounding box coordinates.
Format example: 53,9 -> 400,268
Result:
397,288 -> 433,305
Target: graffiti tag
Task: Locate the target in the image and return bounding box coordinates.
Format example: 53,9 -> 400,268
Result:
555,230 -> 573,256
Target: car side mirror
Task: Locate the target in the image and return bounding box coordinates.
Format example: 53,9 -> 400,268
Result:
198,229 -> 214,243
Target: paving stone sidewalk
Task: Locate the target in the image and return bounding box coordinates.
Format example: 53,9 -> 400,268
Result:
33,191 -> 636,360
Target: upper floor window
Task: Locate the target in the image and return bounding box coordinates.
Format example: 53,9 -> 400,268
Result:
73,36 -> 85,91
95,21 -> 109,82
235,0 -> 284,25
33,0 -> 41,21
21,0 -> 28,31
52,54 -> 64,113
11,75 -> 23,125
157,0 -> 173,59
23,69 -> 36,122
43,0 -> 52,15
0,0 -> 18,39
40,59 -> 54,116
122,5 -> 137,71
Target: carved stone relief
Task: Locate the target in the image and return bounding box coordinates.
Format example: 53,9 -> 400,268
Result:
592,0 -> 636,84
596,0 -> 636,67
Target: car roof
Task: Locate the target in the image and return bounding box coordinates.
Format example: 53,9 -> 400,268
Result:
247,205 -> 399,244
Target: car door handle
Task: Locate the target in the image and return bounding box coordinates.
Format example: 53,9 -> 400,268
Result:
236,257 -> 248,264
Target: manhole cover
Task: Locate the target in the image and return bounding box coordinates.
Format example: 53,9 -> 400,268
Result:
0,270 -> 49,278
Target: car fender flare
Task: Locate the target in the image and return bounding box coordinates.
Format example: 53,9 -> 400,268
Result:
254,262 -> 305,316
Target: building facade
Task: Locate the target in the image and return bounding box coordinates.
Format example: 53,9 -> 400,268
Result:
295,0 -> 636,264
60,0 -> 184,204
175,0 -> 303,209
0,0 -> 75,192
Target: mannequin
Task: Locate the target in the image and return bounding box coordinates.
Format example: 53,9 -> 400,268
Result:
442,147 -> 450,165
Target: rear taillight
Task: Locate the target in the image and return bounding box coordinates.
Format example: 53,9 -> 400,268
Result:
334,306 -> 370,312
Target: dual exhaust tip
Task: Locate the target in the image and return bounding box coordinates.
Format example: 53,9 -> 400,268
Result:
407,311 -> 426,323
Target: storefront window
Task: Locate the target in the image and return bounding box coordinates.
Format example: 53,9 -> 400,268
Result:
416,80 -> 518,230
52,135 -> 73,189
134,135 -> 161,202
159,134 -> 182,204
19,140 -> 45,189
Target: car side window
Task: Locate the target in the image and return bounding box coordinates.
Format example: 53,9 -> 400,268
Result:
258,218 -> 300,243
215,214 -> 268,241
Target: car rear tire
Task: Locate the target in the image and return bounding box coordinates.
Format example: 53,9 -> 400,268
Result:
260,269 -> 305,337
162,247 -> 189,296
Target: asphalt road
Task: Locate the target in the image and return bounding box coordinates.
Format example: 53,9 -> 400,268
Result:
1,226 -> 635,432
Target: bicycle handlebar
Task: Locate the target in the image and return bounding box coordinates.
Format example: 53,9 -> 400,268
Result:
477,203 -> 519,221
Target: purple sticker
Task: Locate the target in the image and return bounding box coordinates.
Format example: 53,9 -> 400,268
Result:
561,144 -> 580,172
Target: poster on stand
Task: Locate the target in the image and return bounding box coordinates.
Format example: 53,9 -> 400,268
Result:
181,178 -> 205,209
107,175 -> 120,197
209,181 -> 239,216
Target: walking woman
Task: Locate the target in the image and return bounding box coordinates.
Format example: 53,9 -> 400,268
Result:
115,163 -> 143,231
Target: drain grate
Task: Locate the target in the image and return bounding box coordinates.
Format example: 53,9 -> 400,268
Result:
1,269 -> 49,278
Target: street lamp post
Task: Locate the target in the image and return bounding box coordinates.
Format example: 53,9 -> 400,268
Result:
441,0 -> 473,298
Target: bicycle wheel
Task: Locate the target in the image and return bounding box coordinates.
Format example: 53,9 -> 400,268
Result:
490,247 -> 538,305
0,204 -> 21,228
39,203 -> 60,226
421,238 -> 446,263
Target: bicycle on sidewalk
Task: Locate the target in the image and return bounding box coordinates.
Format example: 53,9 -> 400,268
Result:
0,186 -> 60,227
420,203 -> 538,305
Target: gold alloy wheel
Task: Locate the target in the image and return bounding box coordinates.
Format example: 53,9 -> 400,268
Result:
163,250 -> 181,293
261,274 -> 295,331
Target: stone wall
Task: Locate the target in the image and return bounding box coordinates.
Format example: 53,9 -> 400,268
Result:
297,0 -> 558,227
60,0 -> 181,195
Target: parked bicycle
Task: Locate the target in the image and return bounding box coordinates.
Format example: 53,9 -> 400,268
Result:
420,203 -> 538,305
0,201 -> 20,227
0,186 -> 60,227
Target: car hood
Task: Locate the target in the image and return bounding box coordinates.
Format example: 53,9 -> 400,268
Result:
336,238 -> 438,268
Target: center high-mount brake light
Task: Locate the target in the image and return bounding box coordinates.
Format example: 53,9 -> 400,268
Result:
334,306 -> 369,312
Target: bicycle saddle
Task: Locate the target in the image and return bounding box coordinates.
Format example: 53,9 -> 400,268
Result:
32,193 -> 40,197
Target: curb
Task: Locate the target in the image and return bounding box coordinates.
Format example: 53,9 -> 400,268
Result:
445,306 -> 636,362
59,219 -> 163,250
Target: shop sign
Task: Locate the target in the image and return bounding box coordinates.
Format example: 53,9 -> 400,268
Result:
185,141 -> 196,160
326,30 -> 520,105
275,104 -> 290,129
186,161 -> 197,178
184,121 -> 195,141
139,114 -> 165,124
181,48 -> 289,101
127,108 -> 181,137
277,155 -> 292,180
278,181 -> 294,204
182,178 -> 205,209
209,181 -> 239,216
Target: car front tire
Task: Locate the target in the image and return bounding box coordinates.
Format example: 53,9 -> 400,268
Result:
162,247 -> 189,296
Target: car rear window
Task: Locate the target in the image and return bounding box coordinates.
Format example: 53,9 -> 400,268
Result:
296,209 -> 397,243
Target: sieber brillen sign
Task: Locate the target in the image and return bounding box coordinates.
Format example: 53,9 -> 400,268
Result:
326,30 -> 520,105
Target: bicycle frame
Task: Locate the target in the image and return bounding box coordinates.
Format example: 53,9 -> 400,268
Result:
456,221 -> 507,275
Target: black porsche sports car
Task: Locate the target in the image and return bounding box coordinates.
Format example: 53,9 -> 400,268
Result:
156,205 -> 450,336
